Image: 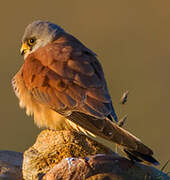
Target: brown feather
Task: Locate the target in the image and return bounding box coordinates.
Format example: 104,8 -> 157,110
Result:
12,31 -> 159,165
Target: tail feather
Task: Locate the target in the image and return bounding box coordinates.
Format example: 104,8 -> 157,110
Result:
124,149 -> 142,162
62,111 -> 160,166
124,149 -> 160,165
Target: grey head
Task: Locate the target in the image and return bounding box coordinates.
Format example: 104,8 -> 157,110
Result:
20,20 -> 65,58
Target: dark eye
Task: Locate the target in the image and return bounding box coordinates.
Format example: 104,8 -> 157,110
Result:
28,38 -> 36,46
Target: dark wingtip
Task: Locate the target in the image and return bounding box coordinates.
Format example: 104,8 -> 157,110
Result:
124,149 -> 160,166
152,160 -> 160,166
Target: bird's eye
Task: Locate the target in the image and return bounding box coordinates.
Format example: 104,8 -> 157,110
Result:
28,38 -> 36,46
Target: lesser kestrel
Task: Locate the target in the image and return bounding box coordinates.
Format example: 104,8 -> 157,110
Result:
12,20 -> 159,165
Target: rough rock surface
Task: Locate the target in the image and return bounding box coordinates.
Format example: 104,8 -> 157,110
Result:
0,150 -> 23,180
0,129 -> 169,180
23,129 -> 113,179
43,154 -> 170,180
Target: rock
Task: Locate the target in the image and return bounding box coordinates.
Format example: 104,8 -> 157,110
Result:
22,129 -> 113,179
0,130 -> 169,180
0,151 -> 23,180
42,154 -> 170,180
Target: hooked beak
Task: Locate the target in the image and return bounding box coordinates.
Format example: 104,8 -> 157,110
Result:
20,43 -> 30,56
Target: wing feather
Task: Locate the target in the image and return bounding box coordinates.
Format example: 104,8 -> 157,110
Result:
21,34 -> 116,120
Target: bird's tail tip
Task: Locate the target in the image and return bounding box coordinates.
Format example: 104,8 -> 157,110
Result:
124,149 -> 160,166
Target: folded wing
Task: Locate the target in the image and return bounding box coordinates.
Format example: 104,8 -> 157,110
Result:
19,33 -> 159,165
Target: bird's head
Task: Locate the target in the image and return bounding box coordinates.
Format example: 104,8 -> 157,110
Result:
20,20 -> 65,58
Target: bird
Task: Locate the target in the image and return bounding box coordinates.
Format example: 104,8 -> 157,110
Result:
12,20 -> 159,165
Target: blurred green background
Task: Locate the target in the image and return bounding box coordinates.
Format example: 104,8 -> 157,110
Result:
0,0 -> 169,169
